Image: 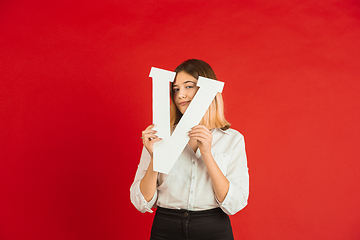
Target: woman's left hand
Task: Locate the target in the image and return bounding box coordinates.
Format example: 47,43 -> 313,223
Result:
188,125 -> 213,157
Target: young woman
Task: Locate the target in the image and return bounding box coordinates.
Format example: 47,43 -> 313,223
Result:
130,59 -> 249,240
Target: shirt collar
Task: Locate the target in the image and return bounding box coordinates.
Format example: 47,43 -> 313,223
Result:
213,128 -> 230,135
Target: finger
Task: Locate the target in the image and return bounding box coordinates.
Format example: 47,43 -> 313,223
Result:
190,125 -> 211,132
142,129 -> 157,138
144,124 -> 155,131
143,134 -> 159,141
151,138 -> 162,143
191,125 -> 209,130
142,129 -> 157,136
143,124 -> 156,132
189,128 -> 211,134
189,133 -> 212,143
189,136 -> 207,144
188,130 -> 205,135
189,129 -> 212,138
189,134 -> 209,141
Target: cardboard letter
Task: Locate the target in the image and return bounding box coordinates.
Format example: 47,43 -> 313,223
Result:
150,67 -> 224,174
149,67 -> 175,139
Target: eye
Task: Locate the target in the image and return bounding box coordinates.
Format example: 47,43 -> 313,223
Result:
186,86 -> 193,89
173,88 -> 179,92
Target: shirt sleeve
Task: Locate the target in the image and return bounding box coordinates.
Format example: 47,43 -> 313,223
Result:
130,146 -> 158,213
217,134 -> 249,215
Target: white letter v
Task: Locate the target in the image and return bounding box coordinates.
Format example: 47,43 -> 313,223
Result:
149,67 -> 224,174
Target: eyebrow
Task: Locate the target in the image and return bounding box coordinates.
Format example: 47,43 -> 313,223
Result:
184,81 -> 196,84
173,81 -> 196,87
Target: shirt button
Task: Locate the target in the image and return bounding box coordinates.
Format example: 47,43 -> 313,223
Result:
184,212 -> 189,217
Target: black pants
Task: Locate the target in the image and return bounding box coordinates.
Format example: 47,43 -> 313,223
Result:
150,207 -> 234,240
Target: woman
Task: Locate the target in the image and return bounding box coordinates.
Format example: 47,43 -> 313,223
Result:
130,59 -> 249,240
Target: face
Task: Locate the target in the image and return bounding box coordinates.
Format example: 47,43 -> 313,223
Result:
172,71 -> 199,114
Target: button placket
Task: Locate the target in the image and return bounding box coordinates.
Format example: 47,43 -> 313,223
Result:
188,157 -> 197,210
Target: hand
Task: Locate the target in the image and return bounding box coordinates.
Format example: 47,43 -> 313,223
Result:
188,125 -> 213,157
142,124 -> 162,157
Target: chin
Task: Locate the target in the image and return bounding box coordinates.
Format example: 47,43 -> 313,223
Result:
176,106 -> 186,114
181,109 -> 188,114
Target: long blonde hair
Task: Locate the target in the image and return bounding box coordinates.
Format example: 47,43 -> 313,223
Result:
170,59 -> 230,130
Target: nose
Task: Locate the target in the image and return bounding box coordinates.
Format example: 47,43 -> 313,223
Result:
178,88 -> 186,99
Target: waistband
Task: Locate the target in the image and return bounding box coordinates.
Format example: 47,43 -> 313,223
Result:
156,206 -> 225,219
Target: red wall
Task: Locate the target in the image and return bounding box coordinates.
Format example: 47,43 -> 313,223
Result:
1,0 -> 360,239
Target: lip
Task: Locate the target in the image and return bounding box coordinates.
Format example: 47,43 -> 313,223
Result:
179,101 -> 190,106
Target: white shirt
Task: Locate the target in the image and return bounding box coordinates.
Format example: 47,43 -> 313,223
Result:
130,128 -> 249,215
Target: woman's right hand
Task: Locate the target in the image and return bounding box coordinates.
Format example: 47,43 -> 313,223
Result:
142,124 -> 162,157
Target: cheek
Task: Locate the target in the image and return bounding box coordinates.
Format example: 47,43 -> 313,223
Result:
190,88 -> 199,98
172,95 -> 179,105
173,92 -> 178,101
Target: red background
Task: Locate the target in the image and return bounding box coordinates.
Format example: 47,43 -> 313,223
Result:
1,0 -> 360,239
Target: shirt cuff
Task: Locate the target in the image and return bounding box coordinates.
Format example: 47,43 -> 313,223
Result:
143,190 -> 157,213
131,181 -> 157,213
215,181 -> 234,215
